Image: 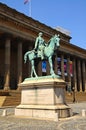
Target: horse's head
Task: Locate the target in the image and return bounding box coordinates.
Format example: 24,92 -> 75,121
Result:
47,34 -> 60,51
53,34 -> 60,48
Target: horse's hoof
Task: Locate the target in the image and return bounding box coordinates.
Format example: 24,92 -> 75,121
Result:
51,73 -> 59,78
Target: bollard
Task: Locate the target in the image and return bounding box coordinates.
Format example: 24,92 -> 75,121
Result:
57,113 -> 59,122
54,113 -> 59,122
82,109 -> 85,117
2,109 -> 7,116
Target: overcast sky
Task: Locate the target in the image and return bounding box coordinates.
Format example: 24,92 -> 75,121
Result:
0,0 -> 86,49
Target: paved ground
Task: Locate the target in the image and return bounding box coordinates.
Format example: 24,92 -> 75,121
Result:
0,102 -> 86,130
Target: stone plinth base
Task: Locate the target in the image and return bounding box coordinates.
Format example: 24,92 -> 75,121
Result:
15,76 -> 72,121
15,104 -> 71,121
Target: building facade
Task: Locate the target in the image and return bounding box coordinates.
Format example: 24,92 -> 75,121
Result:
0,3 -> 86,92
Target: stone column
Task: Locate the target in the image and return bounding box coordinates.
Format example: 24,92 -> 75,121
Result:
82,60 -> 85,91
77,59 -> 82,91
72,58 -> 77,91
54,55 -> 58,75
37,61 -> 42,76
4,37 -> 11,90
67,57 -> 71,84
17,41 -> 22,90
61,54 -> 65,80
28,46 -> 32,77
85,61 -> 86,92
46,60 -> 50,75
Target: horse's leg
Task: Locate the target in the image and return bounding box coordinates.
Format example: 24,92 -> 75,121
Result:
34,69 -> 38,77
31,60 -> 38,77
48,56 -> 55,76
30,60 -> 34,77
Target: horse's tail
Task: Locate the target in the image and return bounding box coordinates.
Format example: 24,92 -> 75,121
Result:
24,50 -> 35,63
24,52 -> 28,63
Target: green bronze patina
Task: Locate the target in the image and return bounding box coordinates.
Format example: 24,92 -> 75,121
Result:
24,33 -> 60,78
24,75 -> 60,81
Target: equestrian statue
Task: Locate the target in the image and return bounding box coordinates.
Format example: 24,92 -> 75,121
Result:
24,32 -> 60,77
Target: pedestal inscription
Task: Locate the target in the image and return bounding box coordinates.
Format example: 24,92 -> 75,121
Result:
21,87 -> 54,105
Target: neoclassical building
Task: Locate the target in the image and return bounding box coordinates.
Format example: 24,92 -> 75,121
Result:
0,3 -> 86,92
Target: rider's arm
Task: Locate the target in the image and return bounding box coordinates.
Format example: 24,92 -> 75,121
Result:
34,37 -> 39,50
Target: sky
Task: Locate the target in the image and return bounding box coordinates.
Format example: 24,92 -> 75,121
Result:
0,0 -> 86,49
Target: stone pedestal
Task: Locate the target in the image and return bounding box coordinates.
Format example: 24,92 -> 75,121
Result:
15,76 -> 72,121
